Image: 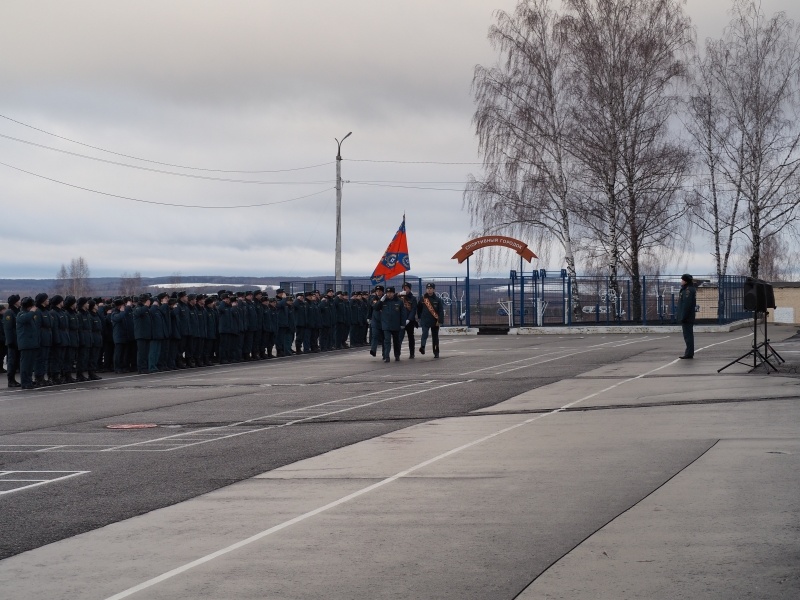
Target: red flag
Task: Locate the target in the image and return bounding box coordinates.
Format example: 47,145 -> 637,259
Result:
370,217 -> 411,285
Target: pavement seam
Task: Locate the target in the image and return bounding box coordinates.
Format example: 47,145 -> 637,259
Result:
511,439 -> 722,599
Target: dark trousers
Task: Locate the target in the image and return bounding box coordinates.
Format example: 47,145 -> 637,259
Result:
0,344 -> 6,372
382,329 -> 401,360
103,340 -> 115,370
252,331 -> 262,358
114,343 -> 127,372
264,331 -> 275,356
6,347 -> 19,380
682,324 -> 694,357
320,327 -> 331,351
336,323 -> 349,348
243,331 -> 254,358
370,320 -> 384,355
64,346 -> 77,374
136,339 -> 150,373
89,345 -> 101,373
294,326 -> 305,352
20,348 -> 37,387
400,322 -> 416,357
277,328 -> 289,356
50,346 -> 64,377
169,338 -> 181,369
148,340 -> 162,372
35,345 -> 50,378
420,325 -> 440,355
77,345 -> 89,374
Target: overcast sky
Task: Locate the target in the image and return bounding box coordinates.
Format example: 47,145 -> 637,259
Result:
0,0 -> 796,280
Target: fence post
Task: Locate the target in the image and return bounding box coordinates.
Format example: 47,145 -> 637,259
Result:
520,256 -> 525,328
466,260 -> 471,328
642,276 -> 647,325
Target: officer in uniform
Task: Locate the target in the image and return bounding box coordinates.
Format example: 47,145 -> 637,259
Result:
63,296 -> 80,382
133,294 -> 152,374
4,295 -> 21,387
76,297 -> 92,382
87,300 -> 103,380
368,286 -> 385,357
275,289 -> 290,357
373,286 -> 407,362
168,296 -> 181,370
33,293 -> 53,386
677,273 -> 697,359
262,295 -> 277,358
398,282 -> 419,359
149,294 -> 167,373
49,295 -> 67,384
16,297 -> 40,390
417,282 -> 443,358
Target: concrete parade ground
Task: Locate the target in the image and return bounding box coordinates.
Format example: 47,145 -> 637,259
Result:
1,326 -> 799,599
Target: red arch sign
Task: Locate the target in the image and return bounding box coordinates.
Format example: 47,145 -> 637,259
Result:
451,236 -> 537,264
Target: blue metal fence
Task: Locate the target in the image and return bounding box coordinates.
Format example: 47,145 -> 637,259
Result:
278,273 -> 748,328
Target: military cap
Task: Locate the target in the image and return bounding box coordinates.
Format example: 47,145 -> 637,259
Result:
170,291 -> 178,299
35,292 -> 48,304
386,286 -> 396,293
51,294 -> 64,306
188,293 -> 197,300
157,292 -> 169,301
139,293 -> 149,302
88,299 -> 97,310
254,290 -> 263,297
168,297 -> 178,306
114,298 -> 125,307
64,296 -> 76,308
21,296 -> 35,309
426,282 -> 436,289
276,288 -> 286,294
220,292 -> 229,300
245,290 -> 253,296
374,285 -> 384,291
204,297 -> 214,306
177,291 -> 187,299
402,282 -> 412,289
305,291 -> 314,297
296,292 -> 304,298
7,294 -> 20,305
681,273 -> 693,283
218,289 -> 227,296
77,296 -> 88,307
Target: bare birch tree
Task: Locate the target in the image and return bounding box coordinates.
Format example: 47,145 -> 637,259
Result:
702,1 -> 800,279
67,257 -> 91,298
562,0 -> 693,320
119,272 -> 142,296
55,263 -> 70,296
467,0 -> 581,285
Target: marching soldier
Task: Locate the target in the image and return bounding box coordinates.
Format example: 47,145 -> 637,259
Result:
417,282 -> 443,358
398,282 -> 419,359
4,295 -> 21,387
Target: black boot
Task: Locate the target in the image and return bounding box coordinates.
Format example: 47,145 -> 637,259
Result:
8,377 -> 21,388
75,374 -> 88,382
88,372 -> 102,381
64,374 -> 77,384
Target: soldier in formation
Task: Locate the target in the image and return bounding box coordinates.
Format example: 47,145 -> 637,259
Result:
2,282 -> 444,389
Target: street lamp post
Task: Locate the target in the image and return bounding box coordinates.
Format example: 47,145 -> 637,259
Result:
335,132 -> 352,291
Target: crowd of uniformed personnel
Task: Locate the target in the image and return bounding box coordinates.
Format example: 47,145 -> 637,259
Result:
1,281 -> 445,390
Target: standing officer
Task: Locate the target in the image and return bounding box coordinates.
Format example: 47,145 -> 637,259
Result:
275,289 -> 290,357
133,294 -> 152,374
34,293 -> 53,386
373,286 -> 407,362
149,294 -> 167,373
76,297 -> 92,382
16,297 -> 40,390
217,292 -> 234,364
417,283 -> 443,358
678,273 -> 696,359
175,291 -> 190,368
87,300 -> 103,380
368,286 -> 385,358
63,296 -> 80,383
49,295 -> 66,385
398,281 -> 419,359
262,295 -> 277,358
110,299 -> 128,373
4,295 -> 21,387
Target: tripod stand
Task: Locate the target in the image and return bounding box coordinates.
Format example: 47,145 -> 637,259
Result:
718,310 -> 785,373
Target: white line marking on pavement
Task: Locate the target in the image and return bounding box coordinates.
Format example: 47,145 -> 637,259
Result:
101,332 -> 758,599
0,471 -> 89,496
